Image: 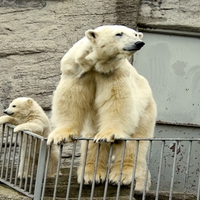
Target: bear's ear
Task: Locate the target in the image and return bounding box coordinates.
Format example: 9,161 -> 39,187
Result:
27,98 -> 33,105
138,32 -> 143,39
85,30 -> 98,42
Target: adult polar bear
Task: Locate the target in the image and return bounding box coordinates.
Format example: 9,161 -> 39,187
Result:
48,25 -> 157,190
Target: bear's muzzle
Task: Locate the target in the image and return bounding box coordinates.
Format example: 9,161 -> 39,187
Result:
123,41 -> 145,51
4,110 -> 14,116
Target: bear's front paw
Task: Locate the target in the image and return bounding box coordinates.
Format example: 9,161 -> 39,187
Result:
109,165 -> 133,185
14,125 -> 27,133
94,129 -> 124,143
0,116 -> 9,124
77,165 -> 106,185
47,126 -> 79,145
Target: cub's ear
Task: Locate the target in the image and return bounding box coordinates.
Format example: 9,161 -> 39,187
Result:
27,98 -> 33,105
85,30 -> 98,42
138,32 -> 143,39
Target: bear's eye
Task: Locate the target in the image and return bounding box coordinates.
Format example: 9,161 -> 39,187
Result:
12,105 -> 16,108
135,34 -> 138,37
115,32 -> 123,37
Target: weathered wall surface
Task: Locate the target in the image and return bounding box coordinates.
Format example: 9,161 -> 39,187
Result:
138,0 -> 200,32
0,0 -> 141,113
0,0 -> 200,114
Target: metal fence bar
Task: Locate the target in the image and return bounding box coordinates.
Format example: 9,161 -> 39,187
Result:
197,172 -> 200,200
24,135 -> 33,191
116,140 -> 127,200
155,140 -> 165,200
33,139 -> 47,200
19,134 -> 28,189
10,132 -> 18,184
29,137 -> 38,194
76,137 -> 200,141
1,125 -> 9,179
90,143 -> 101,200
183,140 -> 192,199
5,127 -> 13,181
142,140 -> 153,200
129,140 -> 139,200
103,143 -> 113,200
78,140 -> 89,200
169,141 -> 178,200
0,178 -> 34,198
66,141 -> 77,199
41,144 -> 51,199
0,124 -> 6,161
53,144 -> 63,200
15,132 -> 23,186
1,127 -> 9,178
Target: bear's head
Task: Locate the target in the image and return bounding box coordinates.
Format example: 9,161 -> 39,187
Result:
85,25 -> 144,60
4,97 -> 34,119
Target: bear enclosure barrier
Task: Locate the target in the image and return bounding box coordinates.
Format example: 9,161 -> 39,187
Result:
0,123 -> 200,200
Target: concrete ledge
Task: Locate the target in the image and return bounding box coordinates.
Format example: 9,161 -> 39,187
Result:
0,183 -> 31,200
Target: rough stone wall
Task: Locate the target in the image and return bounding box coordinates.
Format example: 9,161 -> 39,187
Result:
1,0 -> 200,114
138,0 -> 200,32
0,0 -> 141,113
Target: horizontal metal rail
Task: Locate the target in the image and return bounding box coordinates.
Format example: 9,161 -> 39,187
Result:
1,123 -> 200,200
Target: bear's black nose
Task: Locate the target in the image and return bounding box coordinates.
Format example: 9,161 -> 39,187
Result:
3,110 -> 7,114
135,41 -> 145,50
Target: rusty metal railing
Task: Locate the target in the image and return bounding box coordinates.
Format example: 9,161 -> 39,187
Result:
0,123 -> 200,199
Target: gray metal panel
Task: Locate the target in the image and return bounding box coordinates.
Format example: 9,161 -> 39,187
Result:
134,32 -> 200,125
150,125 -> 200,192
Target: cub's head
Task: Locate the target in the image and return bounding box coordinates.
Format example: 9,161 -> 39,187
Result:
85,25 -> 144,59
4,97 -> 34,119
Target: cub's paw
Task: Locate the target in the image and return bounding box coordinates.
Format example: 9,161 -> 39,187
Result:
0,116 -> 9,124
109,165 -> 133,185
47,126 -> 79,145
94,129 -> 125,143
14,125 -> 28,133
77,165 -> 106,185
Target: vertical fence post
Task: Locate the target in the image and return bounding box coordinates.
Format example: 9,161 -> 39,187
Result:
33,139 -> 47,200
197,172 -> 200,200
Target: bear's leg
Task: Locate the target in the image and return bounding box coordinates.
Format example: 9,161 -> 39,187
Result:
14,123 -> 43,134
109,141 -> 136,185
133,101 -> 156,191
109,140 -> 152,191
109,141 -> 151,190
48,78 -> 95,145
47,145 -> 60,177
18,134 -> 27,178
130,141 -> 151,191
77,141 -> 109,184
0,116 -> 17,125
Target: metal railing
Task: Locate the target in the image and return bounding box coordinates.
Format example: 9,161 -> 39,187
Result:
0,123 -> 199,199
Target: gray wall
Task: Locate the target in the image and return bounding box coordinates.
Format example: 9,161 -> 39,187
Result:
138,0 -> 200,32
0,0 -> 141,112
0,0 -> 200,113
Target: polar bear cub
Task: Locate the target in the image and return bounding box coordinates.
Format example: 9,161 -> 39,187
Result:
0,97 -> 59,178
48,25 -> 157,190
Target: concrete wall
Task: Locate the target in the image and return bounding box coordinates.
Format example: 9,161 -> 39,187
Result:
0,0 -> 141,112
138,0 -> 200,32
0,0 -> 199,113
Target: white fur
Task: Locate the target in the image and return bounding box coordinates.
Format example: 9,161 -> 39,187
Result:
48,25 -> 157,190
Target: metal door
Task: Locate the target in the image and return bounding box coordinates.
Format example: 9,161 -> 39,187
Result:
133,30 -> 200,192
